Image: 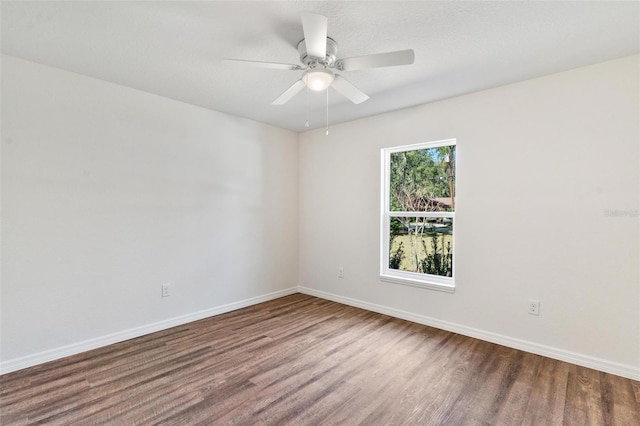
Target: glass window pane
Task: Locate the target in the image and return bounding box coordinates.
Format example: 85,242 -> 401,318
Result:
389,146 -> 456,212
389,216 -> 453,277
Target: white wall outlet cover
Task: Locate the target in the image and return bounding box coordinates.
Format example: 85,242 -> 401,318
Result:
162,284 -> 171,297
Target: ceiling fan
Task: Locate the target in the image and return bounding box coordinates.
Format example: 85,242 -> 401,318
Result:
223,12 -> 415,105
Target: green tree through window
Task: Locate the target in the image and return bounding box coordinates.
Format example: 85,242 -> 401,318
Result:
381,139 -> 456,291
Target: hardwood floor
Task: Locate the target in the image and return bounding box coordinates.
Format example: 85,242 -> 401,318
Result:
1,294 -> 638,425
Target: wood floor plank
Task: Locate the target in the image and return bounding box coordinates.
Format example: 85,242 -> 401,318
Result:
1,293 -> 638,425
521,355 -> 571,425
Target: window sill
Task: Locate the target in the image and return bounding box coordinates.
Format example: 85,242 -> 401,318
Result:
380,273 -> 455,293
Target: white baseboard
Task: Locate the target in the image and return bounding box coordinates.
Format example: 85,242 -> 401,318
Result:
299,286 -> 640,381
0,287 -> 298,375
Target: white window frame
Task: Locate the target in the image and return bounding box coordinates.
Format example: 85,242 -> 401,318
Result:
380,138 -> 456,293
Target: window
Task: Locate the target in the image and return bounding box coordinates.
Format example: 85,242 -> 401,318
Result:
380,139 -> 456,292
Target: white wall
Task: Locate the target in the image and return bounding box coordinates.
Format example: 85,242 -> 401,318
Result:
299,55 -> 639,378
1,55 -> 299,368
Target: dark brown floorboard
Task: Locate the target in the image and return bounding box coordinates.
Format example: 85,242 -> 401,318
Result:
1,294 -> 638,425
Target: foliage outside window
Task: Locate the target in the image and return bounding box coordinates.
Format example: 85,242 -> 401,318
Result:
380,139 -> 456,292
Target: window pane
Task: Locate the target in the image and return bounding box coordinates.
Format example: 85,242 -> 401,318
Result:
389,216 -> 453,277
390,146 -> 456,212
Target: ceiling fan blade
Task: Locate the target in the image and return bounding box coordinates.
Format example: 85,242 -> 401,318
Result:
332,75 -> 369,104
301,12 -> 328,59
272,79 -> 306,105
222,59 -> 302,71
336,49 -> 415,71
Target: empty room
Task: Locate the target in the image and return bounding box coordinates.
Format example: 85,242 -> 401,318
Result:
1,1 -> 638,424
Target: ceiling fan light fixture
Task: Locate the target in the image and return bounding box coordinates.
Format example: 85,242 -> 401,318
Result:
304,68 -> 334,91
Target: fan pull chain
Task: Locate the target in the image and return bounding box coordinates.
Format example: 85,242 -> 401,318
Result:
304,85 -> 310,128
325,88 -> 329,136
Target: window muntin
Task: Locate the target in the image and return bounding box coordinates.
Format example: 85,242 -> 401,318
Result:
381,139 -> 456,291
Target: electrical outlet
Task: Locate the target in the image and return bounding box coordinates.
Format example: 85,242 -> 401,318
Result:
161,283 -> 171,297
338,267 -> 344,278
528,299 -> 540,316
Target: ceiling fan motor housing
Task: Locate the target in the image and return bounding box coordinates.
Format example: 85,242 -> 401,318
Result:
298,37 -> 338,68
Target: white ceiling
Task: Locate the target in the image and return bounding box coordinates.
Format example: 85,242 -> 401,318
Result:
2,1 -> 639,132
